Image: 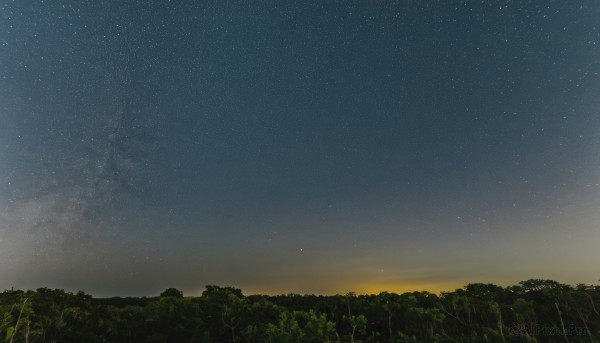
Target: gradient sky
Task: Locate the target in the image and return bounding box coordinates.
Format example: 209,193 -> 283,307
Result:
1,1 -> 599,297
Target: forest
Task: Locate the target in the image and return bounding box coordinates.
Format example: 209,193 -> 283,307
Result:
1,279 -> 598,342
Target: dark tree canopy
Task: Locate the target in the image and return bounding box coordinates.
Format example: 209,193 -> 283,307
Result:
0,280 -> 598,342
160,288 -> 184,299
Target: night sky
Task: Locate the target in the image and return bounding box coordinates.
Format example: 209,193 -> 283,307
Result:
1,1 -> 599,297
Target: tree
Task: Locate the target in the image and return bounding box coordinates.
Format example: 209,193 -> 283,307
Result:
265,310 -> 305,343
160,288 -> 184,299
343,314 -> 367,343
199,285 -> 248,342
143,296 -> 204,342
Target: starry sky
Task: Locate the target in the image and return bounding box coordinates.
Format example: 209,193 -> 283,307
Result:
1,1 -> 599,297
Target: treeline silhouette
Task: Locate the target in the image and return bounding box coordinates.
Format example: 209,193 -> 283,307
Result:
1,279 -> 599,342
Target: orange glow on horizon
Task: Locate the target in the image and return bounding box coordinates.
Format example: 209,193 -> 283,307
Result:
233,280 -> 466,297
343,281 -> 464,296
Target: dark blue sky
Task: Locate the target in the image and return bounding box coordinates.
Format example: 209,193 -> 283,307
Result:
1,1 -> 599,296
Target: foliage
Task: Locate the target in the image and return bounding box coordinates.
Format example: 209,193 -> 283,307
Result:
0,280 -> 598,342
